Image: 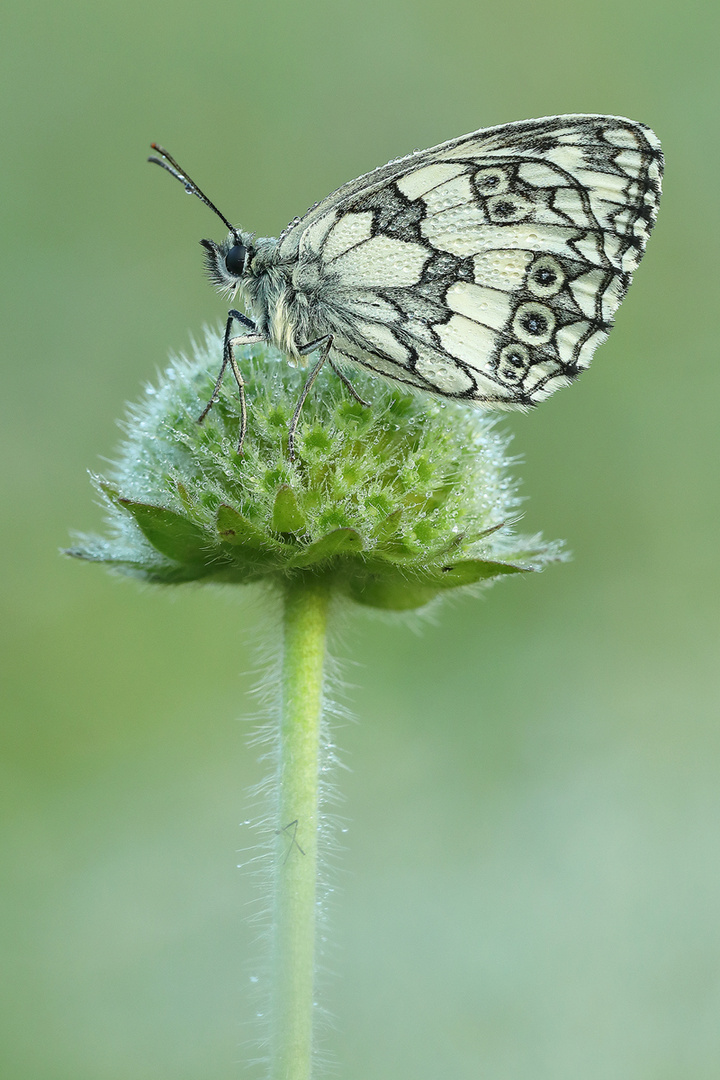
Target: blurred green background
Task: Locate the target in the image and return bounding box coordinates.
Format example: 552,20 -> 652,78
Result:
2,0 -> 719,1076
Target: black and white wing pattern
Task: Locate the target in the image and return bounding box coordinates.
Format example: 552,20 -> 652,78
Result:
277,115 -> 662,406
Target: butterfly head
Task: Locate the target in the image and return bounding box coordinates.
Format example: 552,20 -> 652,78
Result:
148,143 -> 254,297
199,231 -> 255,297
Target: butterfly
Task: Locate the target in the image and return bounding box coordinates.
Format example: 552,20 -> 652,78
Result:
149,114 -> 662,457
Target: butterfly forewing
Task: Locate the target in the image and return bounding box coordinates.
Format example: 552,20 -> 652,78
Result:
278,115 -> 662,406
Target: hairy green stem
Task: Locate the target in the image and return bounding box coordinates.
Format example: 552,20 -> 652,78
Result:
270,578 -> 330,1080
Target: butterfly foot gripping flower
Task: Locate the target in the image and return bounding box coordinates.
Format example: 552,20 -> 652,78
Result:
68,335 -> 564,608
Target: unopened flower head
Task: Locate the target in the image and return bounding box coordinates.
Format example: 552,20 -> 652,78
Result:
70,331 -> 564,609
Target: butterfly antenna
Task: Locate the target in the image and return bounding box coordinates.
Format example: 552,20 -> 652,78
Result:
148,143 -> 242,244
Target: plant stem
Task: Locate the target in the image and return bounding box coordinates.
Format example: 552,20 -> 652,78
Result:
270,577 -> 330,1080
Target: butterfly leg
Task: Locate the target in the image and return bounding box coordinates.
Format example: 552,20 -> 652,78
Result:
198,309 -> 264,454
288,335 -> 335,460
327,358 -> 370,408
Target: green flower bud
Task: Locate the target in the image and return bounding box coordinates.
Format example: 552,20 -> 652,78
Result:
69,331 -> 564,610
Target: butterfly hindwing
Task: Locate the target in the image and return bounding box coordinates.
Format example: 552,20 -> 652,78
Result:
279,115 -> 662,406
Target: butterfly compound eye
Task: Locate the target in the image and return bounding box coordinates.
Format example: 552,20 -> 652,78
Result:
224,243 -> 246,276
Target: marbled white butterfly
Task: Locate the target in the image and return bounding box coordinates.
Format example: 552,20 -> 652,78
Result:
150,115 -> 662,457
